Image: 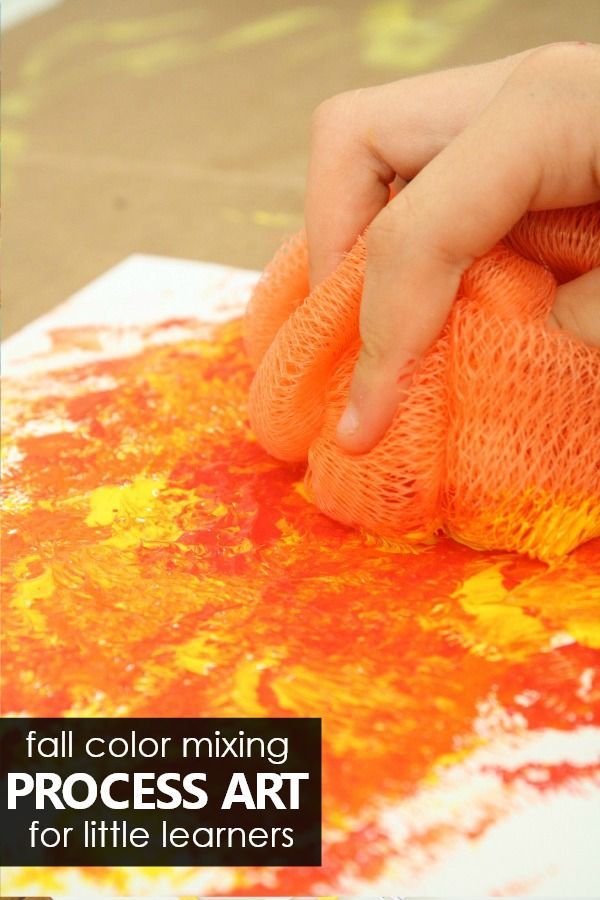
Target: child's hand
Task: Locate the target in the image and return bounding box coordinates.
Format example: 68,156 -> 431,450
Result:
306,42 -> 600,453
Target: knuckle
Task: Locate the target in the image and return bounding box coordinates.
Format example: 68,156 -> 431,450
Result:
366,197 -> 425,264
310,94 -> 343,132
551,296 -> 581,340
512,41 -> 599,85
369,196 -> 471,275
310,90 -> 360,142
366,206 -> 406,259
358,317 -> 393,367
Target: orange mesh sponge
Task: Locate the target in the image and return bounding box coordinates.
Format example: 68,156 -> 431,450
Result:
245,204 -> 600,562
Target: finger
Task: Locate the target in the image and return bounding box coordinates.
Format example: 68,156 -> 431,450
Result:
305,89 -> 394,288
306,50 -> 535,288
337,44 -> 600,453
550,268 -> 600,348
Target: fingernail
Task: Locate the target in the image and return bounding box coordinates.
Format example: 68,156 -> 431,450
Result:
337,403 -> 360,437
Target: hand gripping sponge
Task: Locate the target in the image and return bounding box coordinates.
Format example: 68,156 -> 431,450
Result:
245,204 -> 600,562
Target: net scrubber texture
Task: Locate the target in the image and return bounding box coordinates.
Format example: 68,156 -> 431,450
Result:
245,204 -> 600,562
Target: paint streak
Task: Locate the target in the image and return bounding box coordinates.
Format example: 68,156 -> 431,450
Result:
360,0 -> 497,70
452,565 -> 550,661
1,127 -> 27,191
221,207 -> 303,229
214,7 -> 333,53
4,5 -> 330,192
19,11 -> 207,82
2,309 -> 599,895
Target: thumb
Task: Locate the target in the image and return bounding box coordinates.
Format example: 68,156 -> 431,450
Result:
550,268 -> 600,348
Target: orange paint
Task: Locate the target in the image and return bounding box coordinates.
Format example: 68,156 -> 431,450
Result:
2,316 -> 599,894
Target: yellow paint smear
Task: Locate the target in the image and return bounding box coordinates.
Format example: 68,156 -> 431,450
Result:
11,567 -> 54,632
215,7 -> 330,53
360,0 -> 496,71
452,564 -> 549,660
85,475 -> 187,548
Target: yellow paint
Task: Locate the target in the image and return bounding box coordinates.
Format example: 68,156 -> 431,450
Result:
102,10 -> 207,43
19,10 -> 206,82
1,128 -> 28,191
253,209 -> 303,228
10,554 -> 42,580
451,564 -> 549,660
20,22 -> 97,82
229,537 -> 254,555
519,497 -> 600,563
450,492 -> 600,564
271,664 -> 406,758
215,7 -> 331,53
287,30 -> 349,64
175,636 -> 217,677
509,566 -> 600,651
364,530 -> 432,553
85,475 -> 164,527
568,616 -> 600,649
3,93 -> 34,117
221,207 -> 303,230
0,9 -> 194,184
85,475 -> 190,548
360,0 -> 496,71
230,657 -> 273,716
11,567 -> 54,632
105,39 -> 196,77
4,5 -> 328,190
276,517 -> 303,547
421,740 -> 488,786
293,478 -> 311,503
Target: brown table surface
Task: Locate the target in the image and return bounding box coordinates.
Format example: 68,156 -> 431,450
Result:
4,0 -> 600,336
